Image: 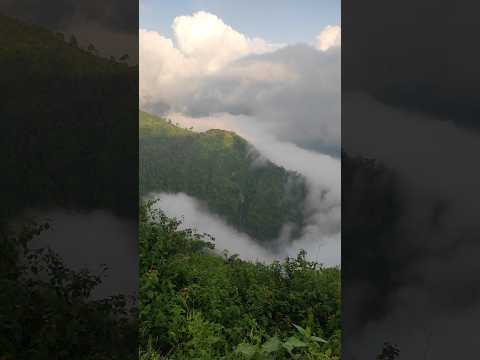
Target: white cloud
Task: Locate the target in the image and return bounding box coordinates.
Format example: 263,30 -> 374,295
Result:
139,11 -> 281,107
139,29 -> 196,106
149,192 -> 340,266
315,25 -> 341,51
140,12 -> 340,152
172,11 -> 278,72
149,192 -> 277,263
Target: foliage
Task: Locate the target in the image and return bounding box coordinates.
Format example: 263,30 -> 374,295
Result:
0,220 -> 137,359
139,202 -> 341,359
0,13 -> 138,222
376,342 -> 400,360
139,111 -> 307,242
234,324 -> 338,360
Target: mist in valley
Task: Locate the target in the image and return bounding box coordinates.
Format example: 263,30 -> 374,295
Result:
15,209 -> 138,299
148,192 -> 339,266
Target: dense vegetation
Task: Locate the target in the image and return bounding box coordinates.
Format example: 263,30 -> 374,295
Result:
139,202 -> 341,359
139,111 -> 307,242
0,13 -> 138,359
0,13 -> 138,222
0,220 -> 137,359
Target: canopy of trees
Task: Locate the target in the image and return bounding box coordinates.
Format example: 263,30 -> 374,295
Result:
0,14 -> 138,222
139,111 -> 307,242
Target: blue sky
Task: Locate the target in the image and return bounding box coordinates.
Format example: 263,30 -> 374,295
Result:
140,0 -> 340,44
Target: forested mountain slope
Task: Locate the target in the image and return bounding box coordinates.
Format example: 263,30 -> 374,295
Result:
0,13 -> 138,221
139,111 -> 308,242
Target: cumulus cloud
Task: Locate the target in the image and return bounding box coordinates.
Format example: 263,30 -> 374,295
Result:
140,12 -> 340,153
139,11 -> 281,108
315,25 -> 341,51
172,11 -> 279,72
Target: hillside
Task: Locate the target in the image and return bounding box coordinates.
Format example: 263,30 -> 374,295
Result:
139,202 -> 341,359
0,14 -> 138,221
139,111 -> 308,242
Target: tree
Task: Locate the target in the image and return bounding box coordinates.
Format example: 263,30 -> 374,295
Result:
377,342 -> 400,360
119,54 -> 130,62
87,43 -> 97,54
69,34 -> 78,47
0,220 -> 137,359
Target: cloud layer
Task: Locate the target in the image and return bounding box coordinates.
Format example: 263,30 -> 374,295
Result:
162,112 -> 341,266
140,11 -> 340,154
150,192 -> 339,267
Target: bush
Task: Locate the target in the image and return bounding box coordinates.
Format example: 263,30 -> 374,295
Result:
139,202 -> 341,359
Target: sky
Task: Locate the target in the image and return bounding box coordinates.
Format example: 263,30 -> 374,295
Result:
140,0 -> 340,45
139,7 -> 341,153
139,1 -> 341,265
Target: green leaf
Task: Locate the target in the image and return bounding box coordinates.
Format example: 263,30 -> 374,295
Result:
283,336 -> 307,353
311,336 -> 328,343
262,336 -> 282,354
235,343 -> 257,359
292,324 -> 306,336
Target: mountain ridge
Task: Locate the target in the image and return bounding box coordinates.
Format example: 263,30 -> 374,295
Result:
139,110 -> 308,242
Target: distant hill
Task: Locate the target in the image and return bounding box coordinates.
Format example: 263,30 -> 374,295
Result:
139,111 -> 307,242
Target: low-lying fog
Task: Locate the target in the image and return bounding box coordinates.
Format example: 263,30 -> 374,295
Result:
148,192 -> 340,267
149,112 -> 341,267
15,209 -> 138,299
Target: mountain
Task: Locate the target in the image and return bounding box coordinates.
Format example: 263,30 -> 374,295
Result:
0,14 -> 138,220
139,111 -> 308,242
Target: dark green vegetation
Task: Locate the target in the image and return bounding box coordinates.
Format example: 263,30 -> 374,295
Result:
0,13 -> 138,359
139,202 -> 341,359
139,111 -> 307,242
0,13 -> 138,222
0,221 -> 137,360
376,343 -> 400,360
